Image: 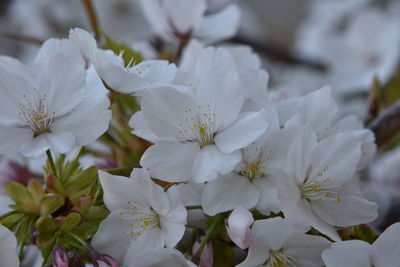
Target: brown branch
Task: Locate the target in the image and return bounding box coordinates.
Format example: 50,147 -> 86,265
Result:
80,0 -> 101,39
231,35 -> 327,71
0,31 -> 43,45
368,100 -> 400,147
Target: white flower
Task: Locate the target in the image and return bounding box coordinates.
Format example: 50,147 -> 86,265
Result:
285,87 -> 376,169
322,222 -> 400,267
225,207 -> 254,249
237,217 -> 330,267
297,2 -> 400,92
124,248 -> 195,267
0,40 -> 112,158
137,47 -> 268,183
201,110 -> 293,215
140,0 -> 240,44
0,225 -> 19,267
92,169 -> 187,263
69,28 -> 177,95
277,125 -> 378,240
180,40 -> 269,103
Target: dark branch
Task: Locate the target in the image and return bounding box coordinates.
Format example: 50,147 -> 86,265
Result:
368,100 -> 400,147
0,31 -> 43,45
231,35 -> 327,71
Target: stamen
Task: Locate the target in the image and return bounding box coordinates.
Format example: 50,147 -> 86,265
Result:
17,88 -> 54,137
179,104 -> 216,147
265,249 -> 295,267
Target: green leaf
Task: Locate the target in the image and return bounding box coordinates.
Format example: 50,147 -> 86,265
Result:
6,182 -> 39,213
36,217 -> 59,234
40,194 -> 65,216
60,213 -> 82,232
63,166 -> 99,203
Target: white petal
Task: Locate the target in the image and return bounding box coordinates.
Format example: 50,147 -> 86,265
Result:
286,125 -> 317,183
253,178 -> 280,216
0,225 -> 19,267
44,132 -> 75,154
133,168 -> 170,215
287,86 -> 337,136
276,172 -> 302,214
168,183 -> 204,206
371,222 -> 400,267
192,145 -> 241,182
160,205 -> 187,247
20,135 -> 53,159
124,248 -> 195,267
195,48 -> 243,130
284,233 -> 331,267
312,195 -> 378,227
0,126 -> 33,155
322,240 -> 371,267
309,132 -> 361,182
35,38 -> 81,67
51,96 -> 112,147
139,0 -> 170,39
129,111 -> 163,143
99,171 -> 148,211
140,141 -> 199,182
37,53 -> 86,117
91,209 -> 140,262
124,227 -> 164,258
295,200 -> 341,241
226,207 -> 254,249
164,0 -> 206,33
215,110 -> 268,154
141,87 -> 195,140
196,4 -> 241,44
201,173 -> 259,215
0,66 -> 36,127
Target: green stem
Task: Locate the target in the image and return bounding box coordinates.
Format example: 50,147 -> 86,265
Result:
64,231 -> 87,247
194,213 -> 225,259
46,150 -> 57,177
186,205 -> 202,210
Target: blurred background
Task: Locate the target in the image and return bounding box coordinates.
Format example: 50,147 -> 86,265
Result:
0,0 -> 400,231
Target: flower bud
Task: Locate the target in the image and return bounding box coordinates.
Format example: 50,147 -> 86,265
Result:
52,244 -> 69,267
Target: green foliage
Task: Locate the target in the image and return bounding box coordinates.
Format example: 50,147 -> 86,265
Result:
1,154 -> 109,265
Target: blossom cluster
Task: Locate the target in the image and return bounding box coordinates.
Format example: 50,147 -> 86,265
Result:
0,0 -> 399,267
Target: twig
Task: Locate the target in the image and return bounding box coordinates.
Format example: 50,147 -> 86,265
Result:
368,100 -> 400,147
231,35 -> 326,71
0,31 -> 43,45
80,0 -> 101,39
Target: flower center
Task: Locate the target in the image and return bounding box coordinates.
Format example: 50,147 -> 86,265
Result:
239,147 -> 274,181
265,249 -> 295,267
179,104 -> 216,147
118,202 -> 160,244
18,88 -> 54,137
299,176 -> 343,203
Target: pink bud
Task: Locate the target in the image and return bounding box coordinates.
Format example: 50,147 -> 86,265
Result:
226,207 -> 254,249
52,244 -> 69,267
96,254 -> 120,267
